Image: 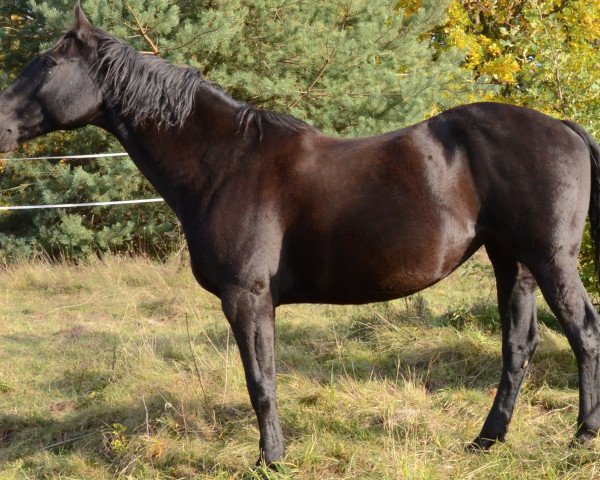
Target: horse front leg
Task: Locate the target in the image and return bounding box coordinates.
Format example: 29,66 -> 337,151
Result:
221,286 -> 284,465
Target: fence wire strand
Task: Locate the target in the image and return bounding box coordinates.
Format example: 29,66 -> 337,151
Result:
0,153 -> 165,210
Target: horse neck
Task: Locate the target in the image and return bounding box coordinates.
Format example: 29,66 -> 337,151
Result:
98,86 -> 246,218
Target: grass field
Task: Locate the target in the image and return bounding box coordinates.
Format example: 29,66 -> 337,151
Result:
0,253 -> 599,479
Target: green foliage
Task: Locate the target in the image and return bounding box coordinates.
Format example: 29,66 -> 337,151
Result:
180,0 -> 476,135
0,0 -> 477,261
0,128 -> 179,262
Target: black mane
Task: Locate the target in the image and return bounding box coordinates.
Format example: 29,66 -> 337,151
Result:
236,104 -> 313,140
93,31 -> 204,129
56,30 -> 314,136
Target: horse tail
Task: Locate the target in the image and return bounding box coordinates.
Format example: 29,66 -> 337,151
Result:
562,120 -> 600,276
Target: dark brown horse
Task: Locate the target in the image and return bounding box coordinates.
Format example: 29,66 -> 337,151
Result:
1,4 -> 600,465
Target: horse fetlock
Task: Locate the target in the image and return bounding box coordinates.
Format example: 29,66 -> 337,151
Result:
577,411 -> 600,434
257,446 -> 285,468
256,391 -> 276,410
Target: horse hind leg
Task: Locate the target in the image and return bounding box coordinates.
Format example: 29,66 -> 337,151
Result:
469,242 -> 539,450
531,257 -> 600,444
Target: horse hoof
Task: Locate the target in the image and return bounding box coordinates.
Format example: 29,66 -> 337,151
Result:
255,454 -> 285,471
571,432 -> 598,448
252,459 -> 287,477
466,435 -> 501,452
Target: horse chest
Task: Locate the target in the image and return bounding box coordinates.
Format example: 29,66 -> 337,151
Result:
183,209 -> 284,297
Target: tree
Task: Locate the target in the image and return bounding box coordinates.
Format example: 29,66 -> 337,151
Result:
34,0 -> 476,134
0,0 -> 183,260
437,0 -> 599,130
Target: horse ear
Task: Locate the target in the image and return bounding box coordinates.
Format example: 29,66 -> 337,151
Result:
72,2 -> 95,45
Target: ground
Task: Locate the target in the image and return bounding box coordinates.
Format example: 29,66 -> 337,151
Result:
0,253 -> 598,479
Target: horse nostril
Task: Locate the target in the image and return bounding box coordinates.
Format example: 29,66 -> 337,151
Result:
6,129 -> 12,134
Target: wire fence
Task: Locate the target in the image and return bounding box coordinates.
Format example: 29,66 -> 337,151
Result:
0,153 -> 165,211
0,153 -> 130,162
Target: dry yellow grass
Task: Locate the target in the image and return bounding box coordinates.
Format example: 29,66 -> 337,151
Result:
0,254 -> 598,479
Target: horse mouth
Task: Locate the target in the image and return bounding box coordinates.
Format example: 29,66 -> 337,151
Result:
0,130 -> 19,154
0,142 -> 18,154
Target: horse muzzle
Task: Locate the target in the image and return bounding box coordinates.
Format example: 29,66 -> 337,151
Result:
0,126 -> 19,154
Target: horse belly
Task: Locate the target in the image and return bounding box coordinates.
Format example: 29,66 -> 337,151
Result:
279,126 -> 482,305
281,209 -> 480,305
340,227 -> 477,302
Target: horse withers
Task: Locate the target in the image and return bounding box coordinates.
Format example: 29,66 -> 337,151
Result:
1,4 -> 599,465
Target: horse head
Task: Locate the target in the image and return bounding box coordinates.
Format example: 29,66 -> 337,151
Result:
0,3 -> 102,153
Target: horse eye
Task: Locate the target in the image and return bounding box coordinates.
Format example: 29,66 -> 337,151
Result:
43,56 -> 57,68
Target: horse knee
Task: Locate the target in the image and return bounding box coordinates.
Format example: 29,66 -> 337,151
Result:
253,385 -> 276,411
562,304 -> 600,359
526,328 -> 540,353
574,334 -> 600,360
505,343 -> 537,374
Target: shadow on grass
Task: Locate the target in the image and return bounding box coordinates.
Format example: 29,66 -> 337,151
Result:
0,328 -> 117,357
0,391 -> 253,476
273,298 -> 577,392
